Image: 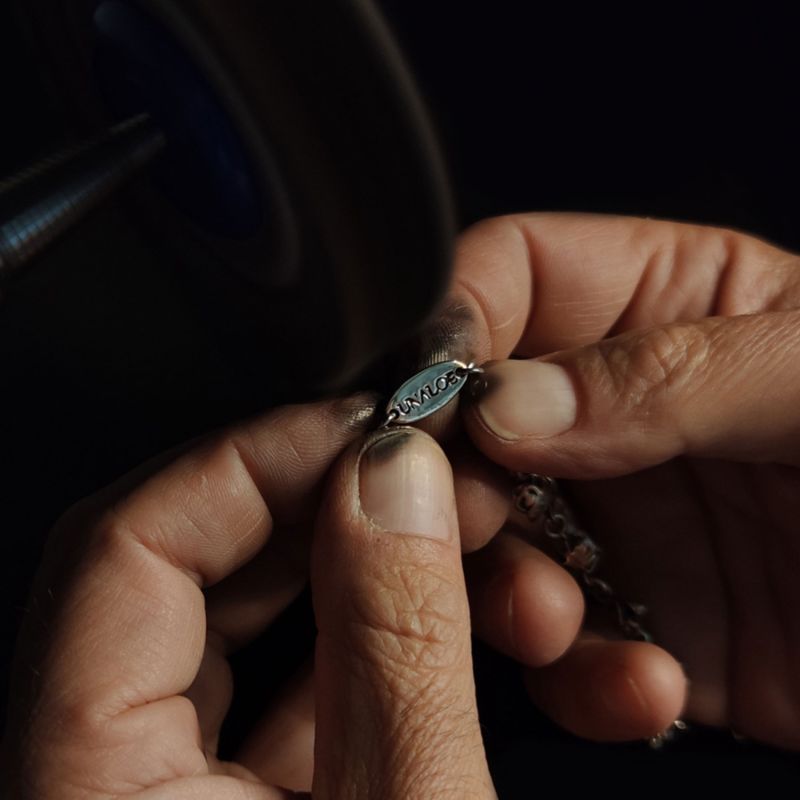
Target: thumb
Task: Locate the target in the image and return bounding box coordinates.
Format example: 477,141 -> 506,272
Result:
464,310 -> 800,477
310,428 -> 495,800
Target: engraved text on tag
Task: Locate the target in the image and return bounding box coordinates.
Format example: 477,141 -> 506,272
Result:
385,360 -> 472,425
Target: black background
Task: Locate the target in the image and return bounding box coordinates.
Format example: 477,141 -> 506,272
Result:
2,0 -> 800,792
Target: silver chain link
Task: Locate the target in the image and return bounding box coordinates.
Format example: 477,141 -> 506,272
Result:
512,472 -> 688,749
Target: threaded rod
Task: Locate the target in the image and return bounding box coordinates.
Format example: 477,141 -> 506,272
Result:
0,114 -> 165,283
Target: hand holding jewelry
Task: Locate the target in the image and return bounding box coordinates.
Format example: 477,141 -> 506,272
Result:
381,358 -> 686,748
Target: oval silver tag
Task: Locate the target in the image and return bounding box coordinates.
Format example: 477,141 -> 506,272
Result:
385,360 -> 471,425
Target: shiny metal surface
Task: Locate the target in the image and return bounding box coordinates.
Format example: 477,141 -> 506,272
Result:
0,114 -> 164,283
384,360 -> 482,426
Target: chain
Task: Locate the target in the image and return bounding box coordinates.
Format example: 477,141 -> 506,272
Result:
512,472 -> 688,749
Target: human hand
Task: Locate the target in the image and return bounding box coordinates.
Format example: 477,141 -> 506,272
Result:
8,210 -> 797,800
448,212 -> 800,751
1,397 -> 498,798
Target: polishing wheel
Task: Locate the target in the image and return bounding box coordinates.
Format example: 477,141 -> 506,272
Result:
11,0 -> 454,394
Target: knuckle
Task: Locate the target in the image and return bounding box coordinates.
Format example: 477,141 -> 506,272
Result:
88,506 -> 148,564
767,255 -> 800,311
41,496 -> 104,570
598,323 -> 712,412
22,680 -> 117,751
82,502 -> 198,592
50,693 -> 112,742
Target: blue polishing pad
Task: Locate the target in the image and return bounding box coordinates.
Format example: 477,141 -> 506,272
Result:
93,0 -> 264,239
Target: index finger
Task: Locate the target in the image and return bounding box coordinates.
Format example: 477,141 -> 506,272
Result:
433,212 -> 798,364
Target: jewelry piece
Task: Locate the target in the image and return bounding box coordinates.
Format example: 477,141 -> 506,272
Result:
513,473 -> 688,749
381,360 -> 687,749
381,360 -> 483,427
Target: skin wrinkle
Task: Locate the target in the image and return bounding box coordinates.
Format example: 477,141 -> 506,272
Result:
549,293 -> 634,351
513,218 -> 542,354
674,231 -> 718,307
455,218 -> 532,361
709,316 -> 800,459
611,224 -> 735,334
716,238 -> 800,316
371,658 -> 482,793
30,702 -> 207,798
105,435 -> 270,588
108,572 -> 203,715
765,256 -> 800,312
26,516 -> 207,734
268,420 -> 308,481
525,214 -> 680,348
230,394 -> 377,525
662,233 -> 713,320
622,671 -> 652,724
453,276 -> 500,363
705,232 -> 740,319
104,504 -> 205,587
385,708 -> 485,800
583,315 -> 800,462
229,428 -> 281,513
314,634 -> 478,799
230,425 -> 290,520
699,232 -> 800,319
490,310 -> 521,336
235,392 -> 380,506
610,234 -> 672,336
558,295 -> 631,323
67,552 -> 197,717
341,578 -> 466,674
170,506 -> 238,585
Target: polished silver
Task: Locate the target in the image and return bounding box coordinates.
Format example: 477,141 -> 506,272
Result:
513,472 -> 688,750
383,360 -> 483,427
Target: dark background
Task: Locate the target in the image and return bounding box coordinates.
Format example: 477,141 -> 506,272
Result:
2,0 -> 800,792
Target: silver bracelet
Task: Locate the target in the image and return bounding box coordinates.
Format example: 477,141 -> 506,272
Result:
512,472 -> 687,749
382,359 -> 687,749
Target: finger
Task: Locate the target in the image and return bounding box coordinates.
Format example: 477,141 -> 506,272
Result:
203,524 -> 311,654
311,428 -> 495,800
393,214 -> 797,459
185,526 -> 313,753
465,531 -> 584,667
230,537 -> 548,793
465,312 -> 800,477
5,394 -> 375,797
524,632 -> 687,742
414,213 -> 800,373
237,663 -> 315,794
446,433 -> 511,552
183,633 -> 234,753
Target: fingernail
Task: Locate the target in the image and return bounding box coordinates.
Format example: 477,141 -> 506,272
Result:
475,360 -> 577,440
359,430 -> 454,541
